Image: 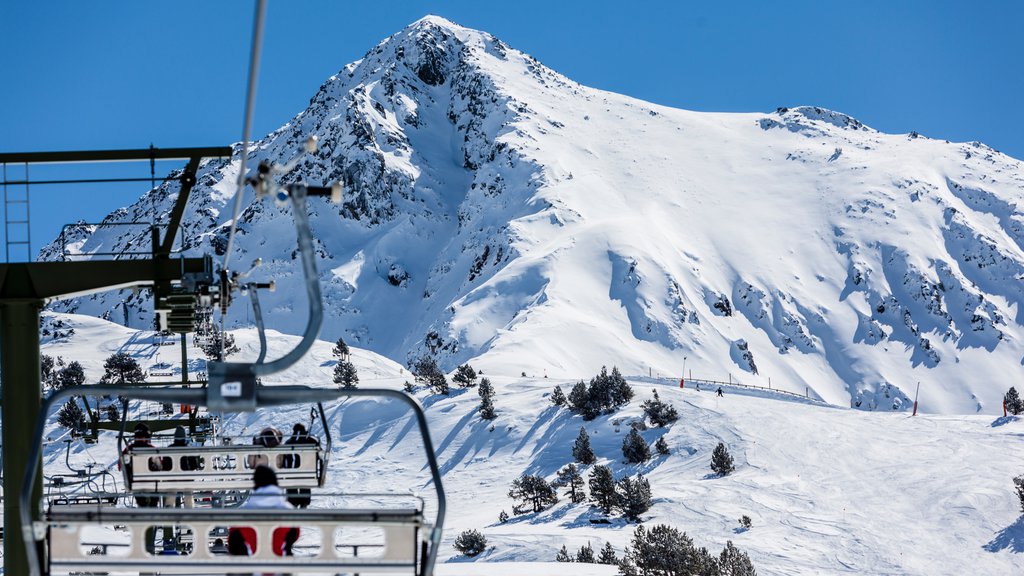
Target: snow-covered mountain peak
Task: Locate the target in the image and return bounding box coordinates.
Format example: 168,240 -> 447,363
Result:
46,17 -> 1024,415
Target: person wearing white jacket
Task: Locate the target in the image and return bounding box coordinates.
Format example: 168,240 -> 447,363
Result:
243,465 -> 293,510
233,465 -> 299,557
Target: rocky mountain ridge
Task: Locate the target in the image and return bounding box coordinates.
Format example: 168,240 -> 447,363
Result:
45,16 -> 1024,413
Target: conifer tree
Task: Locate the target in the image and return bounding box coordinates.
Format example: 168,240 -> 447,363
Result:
428,372 -> 450,395
588,464 -> 618,514
622,428 -> 651,464
616,474 -> 652,522
655,436 -> 670,456
453,364 -> 478,387
100,352 -> 145,384
554,463 -> 587,503
642,389 -> 679,427
719,540 -> 757,575
572,427 -> 596,464
105,403 -> 121,422
333,360 -> 359,388
57,399 -> 86,432
621,524 -> 703,576
598,541 -> 618,565
608,366 -> 634,407
1005,387 -> 1024,415
555,545 -> 573,562
55,361 -> 86,391
551,385 -> 566,406
478,377 -> 496,419
411,355 -> 441,381
41,354 -> 56,390
498,510 -> 509,523
453,529 -> 487,557
508,474 -> 558,514
1014,476 -> 1024,513
576,542 -> 596,563
711,442 -> 736,476
567,380 -> 590,415
332,336 -> 350,359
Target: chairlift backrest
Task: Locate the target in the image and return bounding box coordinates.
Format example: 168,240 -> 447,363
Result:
123,442 -> 324,492
45,506 -> 425,575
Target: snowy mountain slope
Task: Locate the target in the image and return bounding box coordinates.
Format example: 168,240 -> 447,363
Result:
42,16 -> 1024,414
34,314 -> 1024,575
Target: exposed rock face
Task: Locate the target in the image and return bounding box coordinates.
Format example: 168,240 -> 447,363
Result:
43,16 -> 1024,412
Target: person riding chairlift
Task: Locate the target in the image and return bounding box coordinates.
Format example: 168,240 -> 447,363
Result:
229,465 -> 299,557
283,423 -> 318,508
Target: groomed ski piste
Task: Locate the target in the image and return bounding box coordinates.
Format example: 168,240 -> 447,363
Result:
16,311 -> 1024,575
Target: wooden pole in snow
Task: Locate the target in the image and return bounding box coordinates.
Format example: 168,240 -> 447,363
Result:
912,381 -> 921,416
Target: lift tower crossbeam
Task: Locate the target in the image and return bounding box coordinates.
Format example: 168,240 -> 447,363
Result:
0,146 -> 228,575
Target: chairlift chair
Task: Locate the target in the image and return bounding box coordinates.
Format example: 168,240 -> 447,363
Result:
27,384 -> 445,576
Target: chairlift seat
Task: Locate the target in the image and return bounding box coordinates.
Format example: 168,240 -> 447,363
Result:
123,443 -> 324,492
44,506 -> 428,574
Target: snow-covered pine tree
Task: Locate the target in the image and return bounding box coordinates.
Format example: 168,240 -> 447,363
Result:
508,474 -> 558,514
453,363 -> 478,387
655,436 -> 670,455
410,355 -> 441,382
453,529 -> 487,557
332,360 -> 359,388
55,361 -> 86,391
99,352 -> 145,384
719,540 -> 757,575
616,474 -> 652,521
608,366 -> 633,407
428,372 -> 449,395
57,399 -> 86,432
567,380 -> 590,415
41,354 -> 56,390
1005,387 -> 1024,415
588,464 -> 618,514
555,544 -> 573,562
641,389 -> 679,427
554,463 -> 587,503
622,428 -> 651,463
332,336 -> 350,360
551,385 -> 566,406
597,541 -> 618,564
621,524 -> 702,575
576,542 -> 596,563
711,442 -> 736,476
478,377 -> 496,419
498,510 -> 509,523
572,426 -> 596,464
105,403 -> 120,422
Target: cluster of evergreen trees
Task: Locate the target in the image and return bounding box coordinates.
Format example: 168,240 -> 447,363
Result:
556,525 -> 756,575
41,354 -> 86,392
506,460 -> 652,522
555,540 -> 619,564
618,524 -> 756,576
49,351 -> 151,433
552,366 -> 634,420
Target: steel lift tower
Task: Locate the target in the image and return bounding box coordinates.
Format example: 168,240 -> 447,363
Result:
0,146 -> 229,575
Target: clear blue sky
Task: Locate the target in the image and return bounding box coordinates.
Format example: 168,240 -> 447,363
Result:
2,0 -> 1021,260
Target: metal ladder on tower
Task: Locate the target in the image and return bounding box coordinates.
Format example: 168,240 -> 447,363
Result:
2,162 -> 32,262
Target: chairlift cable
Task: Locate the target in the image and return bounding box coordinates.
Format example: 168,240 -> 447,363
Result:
223,0 -> 267,272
